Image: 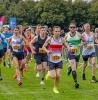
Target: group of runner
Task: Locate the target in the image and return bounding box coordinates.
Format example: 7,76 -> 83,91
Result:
0,23 -> 98,93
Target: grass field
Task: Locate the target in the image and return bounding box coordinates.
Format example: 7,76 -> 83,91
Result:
0,59 -> 98,100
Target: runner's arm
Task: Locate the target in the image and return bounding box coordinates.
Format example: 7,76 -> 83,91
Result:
42,37 -> 51,54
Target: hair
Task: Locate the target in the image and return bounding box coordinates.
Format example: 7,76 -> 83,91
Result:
95,28 -> 98,33
83,23 -> 90,27
69,23 -> 76,27
4,26 -> 9,29
53,26 -> 61,31
40,26 -> 46,29
36,24 -> 41,28
13,26 -> 20,30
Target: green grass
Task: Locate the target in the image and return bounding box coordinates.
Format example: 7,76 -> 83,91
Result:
0,59 -> 98,100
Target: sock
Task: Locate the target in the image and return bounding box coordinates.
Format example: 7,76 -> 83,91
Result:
42,78 -> 44,81
72,71 -> 77,82
8,61 -> 10,65
17,76 -> 20,81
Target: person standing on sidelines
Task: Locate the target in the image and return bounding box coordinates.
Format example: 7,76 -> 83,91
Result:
65,23 -> 86,88
7,26 -> 28,86
82,23 -> 98,82
0,31 -> 5,80
2,26 -> 13,67
30,26 -> 48,85
43,26 -> 67,93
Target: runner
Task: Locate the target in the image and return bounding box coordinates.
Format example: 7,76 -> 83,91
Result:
23,28 -> 34,71
65,23 -> 86,88
43,26 -> 67,93
34,24 -> 41,77
82,23 -> 98,82
7,26 -> 28,86
30,26 -> 48,84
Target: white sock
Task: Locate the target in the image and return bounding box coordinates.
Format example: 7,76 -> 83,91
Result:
17,76 -> 20,81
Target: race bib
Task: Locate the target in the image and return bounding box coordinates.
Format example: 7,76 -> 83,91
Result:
39,48 -> 46,53
52,54 -> 61,60
87,45 -> 94,49
13,45 -> 20,50
70,47 -> 78,53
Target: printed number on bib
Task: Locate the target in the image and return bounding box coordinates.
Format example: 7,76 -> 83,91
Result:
52,54 -> 61,60
87,45 -> 94,49
13,45 -> 20,49
39,48 -> 46,53
70,47 -> 78,53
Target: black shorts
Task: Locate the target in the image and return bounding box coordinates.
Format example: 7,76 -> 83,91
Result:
3,48 -> 7,53
24,50 -> 32,58
68,54 -> 80,62
82,52 -> 96,62
9,46 -> 13,52
49,61 -> 62,70
0,49 -> 4,58
35,54 -> 48,64
12,51 -> 24,60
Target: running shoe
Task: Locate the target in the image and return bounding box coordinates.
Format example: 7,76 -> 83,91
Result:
36,72 -> 40,77
75,82 -> 79,88
0,76 -> 2,81
18,80 -> 22,86
45,72 -> 50,80
53,87 -> 59,93
40,80 -> 45,85
91,76 -> 98,83
23,66 -> 27,71
3,61 -> 6,67
82,74 -> 86,80
8,63 -> 11,68
14,74 -> 17,79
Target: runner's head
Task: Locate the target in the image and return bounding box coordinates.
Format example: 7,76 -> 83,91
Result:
25,28 -> 31,35
40,26 -> 47,35
53,26 -> 61,37
84,23 -> 90,32
35,24 -> 41,35
13,26 -> 20,35
69,23 -> 76,33
4,26 -> 9,33
95,28 -> 98,33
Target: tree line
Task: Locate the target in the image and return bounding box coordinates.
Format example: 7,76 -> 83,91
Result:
0,0 -> 98,31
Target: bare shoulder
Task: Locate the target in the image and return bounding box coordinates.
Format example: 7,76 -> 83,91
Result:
46,37 -> 51,43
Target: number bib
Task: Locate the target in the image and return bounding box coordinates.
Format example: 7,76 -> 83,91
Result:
13,45 -> 20,50
52,54 -> 61,60
70,47 -> 78,53
39,48 -> 46,53
87,45 -> 94,49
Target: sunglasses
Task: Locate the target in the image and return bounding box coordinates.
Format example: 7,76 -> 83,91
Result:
70,27 -> 76,28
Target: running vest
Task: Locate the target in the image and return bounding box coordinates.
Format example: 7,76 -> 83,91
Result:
66,31 -> 81,55
82,32 -> 95,55
48,37 -> 62,63
12,36 -> 23,52
36,35 -> 47,54
24,35 -> 32,51
0,34 -> 4,50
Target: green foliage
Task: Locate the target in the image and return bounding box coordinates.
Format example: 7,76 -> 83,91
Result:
0,0 -> 98,29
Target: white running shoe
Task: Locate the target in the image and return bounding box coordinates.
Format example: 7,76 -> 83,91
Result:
36,72 -> 40,77
40,81 -> 45,85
